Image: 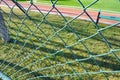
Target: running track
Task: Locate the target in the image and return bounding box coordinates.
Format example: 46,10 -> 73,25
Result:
0,0 -> 120,26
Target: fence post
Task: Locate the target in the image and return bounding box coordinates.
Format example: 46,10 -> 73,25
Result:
0,9 -> 10,43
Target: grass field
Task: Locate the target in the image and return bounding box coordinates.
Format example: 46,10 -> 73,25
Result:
37,0 -> 120,12
0,7 -> 120,80
17,0 -> 120,12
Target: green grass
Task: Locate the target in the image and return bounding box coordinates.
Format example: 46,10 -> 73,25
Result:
37,0 -> 120,12
0,7 -> 120,80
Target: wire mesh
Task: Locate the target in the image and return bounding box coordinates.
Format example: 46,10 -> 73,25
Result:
0,0 -> 120,80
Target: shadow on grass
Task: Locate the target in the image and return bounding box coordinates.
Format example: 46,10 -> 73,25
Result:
8,36 -> 120,71
2,9 -> 120,77
8,18 -> 120,70
0,59 -> 54,80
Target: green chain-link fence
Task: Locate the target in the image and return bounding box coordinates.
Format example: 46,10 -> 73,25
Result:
0,0 -> 120,80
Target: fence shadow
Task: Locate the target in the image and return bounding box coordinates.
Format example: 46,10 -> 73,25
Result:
0,59 -> 54,80
8,35 -> 120,71
1,5 -> 120,79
